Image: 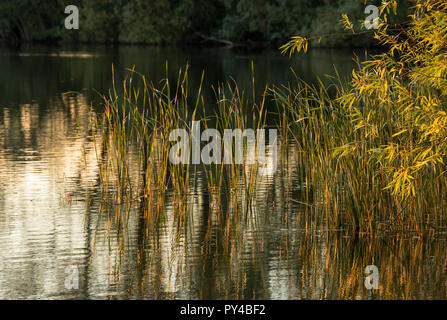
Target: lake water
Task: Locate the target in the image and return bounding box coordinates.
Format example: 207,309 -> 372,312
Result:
0,45 -> 446,299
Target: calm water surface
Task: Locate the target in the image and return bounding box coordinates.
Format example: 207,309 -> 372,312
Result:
0,45 -> 446,299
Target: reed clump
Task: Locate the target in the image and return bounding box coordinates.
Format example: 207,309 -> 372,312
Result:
276,0 -> 447,235
91,65 -> 271,223
273,75 -> 447,234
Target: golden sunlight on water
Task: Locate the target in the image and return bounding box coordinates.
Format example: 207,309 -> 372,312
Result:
0,94 -> 95,299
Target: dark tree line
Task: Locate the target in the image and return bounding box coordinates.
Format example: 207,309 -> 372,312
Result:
0,0 -> 409,47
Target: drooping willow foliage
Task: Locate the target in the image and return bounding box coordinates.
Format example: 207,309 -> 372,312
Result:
281,0 -> 447,199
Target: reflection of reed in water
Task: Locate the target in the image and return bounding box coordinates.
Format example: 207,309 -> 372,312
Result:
92,191 -> 447,299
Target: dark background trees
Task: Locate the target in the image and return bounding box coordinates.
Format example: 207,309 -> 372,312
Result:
0,0 -> 409,47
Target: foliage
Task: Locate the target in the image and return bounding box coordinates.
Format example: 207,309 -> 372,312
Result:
0,0 -> 408,46
0,0 -> 70,42
282,0 -> 447,199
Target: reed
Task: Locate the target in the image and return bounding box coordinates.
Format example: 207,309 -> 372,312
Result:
272,74 -> 447,234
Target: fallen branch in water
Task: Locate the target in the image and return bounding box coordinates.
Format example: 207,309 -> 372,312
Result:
195,32 -> 239,47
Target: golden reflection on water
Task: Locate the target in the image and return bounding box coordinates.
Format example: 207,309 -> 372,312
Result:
0,93 -> 99,298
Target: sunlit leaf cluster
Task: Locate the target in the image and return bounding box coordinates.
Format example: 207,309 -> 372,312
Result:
283,0 -> 447,198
